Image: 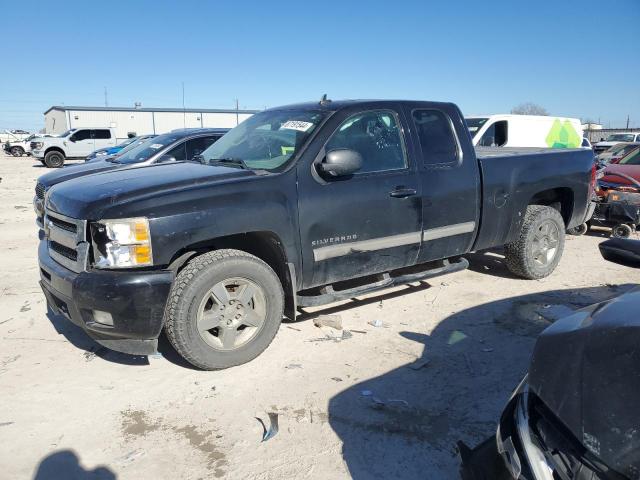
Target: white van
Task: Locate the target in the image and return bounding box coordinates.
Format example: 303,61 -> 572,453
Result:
466,114 -> 584,149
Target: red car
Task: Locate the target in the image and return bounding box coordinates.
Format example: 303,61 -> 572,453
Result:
600,146 -> 640,190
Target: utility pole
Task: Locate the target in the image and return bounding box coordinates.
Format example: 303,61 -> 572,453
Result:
182,82 -> 186,128
235,98 -> 239,125
626,115 -> 630,129
104,87 -> 108,107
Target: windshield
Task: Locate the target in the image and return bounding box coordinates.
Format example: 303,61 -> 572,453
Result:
618,147 -> 640,165
117,137 -> 138,148
57,129 -> 76,138
200,109 -> 327,171
113,133 -> 182,164
606,134 -> 635,142
465,117 -> 489,137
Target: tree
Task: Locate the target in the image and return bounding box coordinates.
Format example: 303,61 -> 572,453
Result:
510,102 -> 549,116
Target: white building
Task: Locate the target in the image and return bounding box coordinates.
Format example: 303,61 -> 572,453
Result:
44,106 -> 259,140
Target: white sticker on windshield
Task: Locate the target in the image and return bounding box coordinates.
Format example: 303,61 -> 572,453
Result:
149,143 -> 163,149
280,121 -> 313,132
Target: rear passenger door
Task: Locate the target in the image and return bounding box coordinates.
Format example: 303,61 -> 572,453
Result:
405,106 -> 480,263
92,129 -> 114,149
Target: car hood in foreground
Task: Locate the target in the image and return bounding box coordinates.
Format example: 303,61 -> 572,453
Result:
38,159 -> 121,189
528,288 -> 640,476
46,161 -> 257,219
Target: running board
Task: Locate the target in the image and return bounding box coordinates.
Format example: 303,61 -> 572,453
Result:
296,257 -> 469,308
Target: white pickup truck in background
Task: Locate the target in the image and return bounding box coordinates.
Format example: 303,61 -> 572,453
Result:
31,128 -> 117,167
4,133 -> 54,157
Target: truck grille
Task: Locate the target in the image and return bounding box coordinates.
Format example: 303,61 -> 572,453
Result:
35,182 -> 46,200
44,209 -> 88,273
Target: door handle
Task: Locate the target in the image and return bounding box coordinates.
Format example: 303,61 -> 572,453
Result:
389,187 -> 417,198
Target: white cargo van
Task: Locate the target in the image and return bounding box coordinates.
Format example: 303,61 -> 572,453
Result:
466,114 -> 584,149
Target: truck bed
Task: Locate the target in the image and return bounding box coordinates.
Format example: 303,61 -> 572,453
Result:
475,146 -> 588,158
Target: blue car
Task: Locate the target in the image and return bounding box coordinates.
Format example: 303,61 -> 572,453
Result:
85,134 -> 156,161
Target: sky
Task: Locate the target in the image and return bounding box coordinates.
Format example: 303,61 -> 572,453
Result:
1,0 -> 638,131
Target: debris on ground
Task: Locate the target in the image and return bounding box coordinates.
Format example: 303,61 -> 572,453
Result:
313,315 -> 342,330
284,363 -> 302,370
256,412 -> 279,442
368,319 -> 387,328
311,314 -> 352,341
331,377 -> 343,382
285,325 -> 302,332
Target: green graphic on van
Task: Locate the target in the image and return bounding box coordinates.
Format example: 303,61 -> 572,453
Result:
545,119 -> 581,148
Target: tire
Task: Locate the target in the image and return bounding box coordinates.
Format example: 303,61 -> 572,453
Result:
504,205 -> 566,279
567,223 -> 588,236
10,146 -> 24,157
611,224 -> 633,239
165,249 -> 284,370
44,150 -> 65,168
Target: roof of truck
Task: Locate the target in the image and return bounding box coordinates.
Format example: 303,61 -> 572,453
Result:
268,99 -> 456,112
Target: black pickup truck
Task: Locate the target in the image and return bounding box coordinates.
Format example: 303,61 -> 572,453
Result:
38,99 -> 595,369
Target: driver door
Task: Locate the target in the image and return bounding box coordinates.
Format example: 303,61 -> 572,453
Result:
296,108 -> 422,288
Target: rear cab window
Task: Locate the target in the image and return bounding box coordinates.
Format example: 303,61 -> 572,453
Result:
92,129 -> 112,139
411,109 -> 461,165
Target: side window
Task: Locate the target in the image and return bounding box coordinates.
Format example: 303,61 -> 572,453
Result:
479,120 -> 508,147
185,136 -> 218,160
92,129 -> 111,139
165,142 -> 187,161
325,110 -> 407,174
71,129 -> 91,141
412,109 -> 460,164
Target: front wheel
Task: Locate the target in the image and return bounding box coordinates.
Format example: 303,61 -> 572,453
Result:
44,151 -> 65,168
505,205 -> 566,279
10,146 -> 24,157
567,223 -> 588,236
164,249 -> 284,370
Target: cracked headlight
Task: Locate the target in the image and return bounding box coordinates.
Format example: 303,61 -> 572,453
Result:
91,217 -> 153,268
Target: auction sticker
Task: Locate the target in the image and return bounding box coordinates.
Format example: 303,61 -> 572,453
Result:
149,143 -> 164,149
280,121 -> 313,132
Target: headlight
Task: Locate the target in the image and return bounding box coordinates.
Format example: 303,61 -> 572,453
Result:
91,217 -> 153,268
33,142 -> 43,149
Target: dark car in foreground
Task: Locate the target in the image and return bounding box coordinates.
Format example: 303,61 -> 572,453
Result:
34,128 -> 229,226
38,99 -> 594,369
461,237 -> 640,480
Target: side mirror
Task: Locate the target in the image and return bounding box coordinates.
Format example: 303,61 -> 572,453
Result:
69,136 -> 76,143
319,149 -> 363,177
599,238 -> 640,268
157,155 -> 177,163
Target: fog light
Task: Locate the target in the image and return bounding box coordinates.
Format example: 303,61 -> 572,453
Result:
93,310 -> 114,326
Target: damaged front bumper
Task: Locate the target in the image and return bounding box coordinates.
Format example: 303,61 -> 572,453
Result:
38,240 -> 174,355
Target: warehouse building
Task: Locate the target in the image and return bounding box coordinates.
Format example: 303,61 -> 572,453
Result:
44,106 -> 259,140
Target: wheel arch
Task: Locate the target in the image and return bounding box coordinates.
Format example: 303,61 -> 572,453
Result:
168,231 -> 297,320
528,187 -> 574,226
44,146 -> 66,157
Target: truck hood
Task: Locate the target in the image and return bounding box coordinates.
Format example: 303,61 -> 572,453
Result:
595,141 -> 619,148
46,161 -> 256,219
38,159 -> 121,189
528,288 -> 640,475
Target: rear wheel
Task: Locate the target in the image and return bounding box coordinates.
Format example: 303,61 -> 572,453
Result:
612,224 -> 633,239
10,146 -> 24,157
505,205 -> 566,279
44,150 -> 65,168
165,249 -> 284,370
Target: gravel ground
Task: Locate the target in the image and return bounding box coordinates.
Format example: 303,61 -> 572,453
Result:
1,150 -> 639,480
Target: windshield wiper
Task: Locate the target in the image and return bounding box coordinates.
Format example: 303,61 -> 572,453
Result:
207,157 -> 249,169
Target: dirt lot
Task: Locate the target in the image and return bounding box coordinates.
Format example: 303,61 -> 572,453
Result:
1,150 -> 638,480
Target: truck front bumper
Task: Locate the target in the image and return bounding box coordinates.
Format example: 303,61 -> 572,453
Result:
38,240 -> 174,355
